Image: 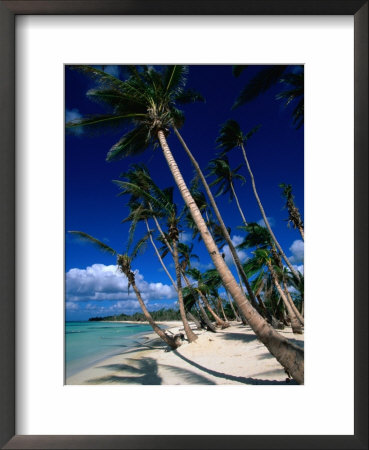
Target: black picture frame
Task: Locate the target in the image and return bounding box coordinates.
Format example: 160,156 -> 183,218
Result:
0,1 -> 367,449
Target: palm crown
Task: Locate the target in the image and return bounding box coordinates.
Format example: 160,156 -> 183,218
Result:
66,65 -> 204,160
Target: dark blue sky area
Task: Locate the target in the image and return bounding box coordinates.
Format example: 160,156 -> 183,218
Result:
65,65 -> 304,321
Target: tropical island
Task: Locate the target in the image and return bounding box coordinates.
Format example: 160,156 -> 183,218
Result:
65,64 -> 304,385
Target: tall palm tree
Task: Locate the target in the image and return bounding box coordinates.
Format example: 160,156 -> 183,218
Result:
238,222 -> 304,328
68,231 -> 181,349
187,267 -> 229,328
233,65 -> 304,129
279,183 -> 304,241
66,65 -> 304,383
173,129 -> 260,311
244,249 -> 302,335
217,120 -> 301,282
207,155 -> 248,226
115,169 -> 198,343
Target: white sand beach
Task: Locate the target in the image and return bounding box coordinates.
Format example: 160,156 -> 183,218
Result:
67,322 -> 304,385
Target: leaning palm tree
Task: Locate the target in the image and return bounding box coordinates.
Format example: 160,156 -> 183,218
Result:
217,120 -> 301,282
207,154 -> 248,226
66,65 -> 304,383
279,183 -> 304,241
115,170 -> 198,343
68,231 -> 181,349
244,249 -> 302,335
232,65 -> 304,129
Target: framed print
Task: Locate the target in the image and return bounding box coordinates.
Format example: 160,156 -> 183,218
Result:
0,1 -> 367,449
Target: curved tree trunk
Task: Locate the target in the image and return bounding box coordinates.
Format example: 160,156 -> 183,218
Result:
197,300 -> 217,332
187,311 -> 202,330
283,281 -> 304,326
172,238 -> 198,343
226,288 -> 241,321
240,142 -> 300,281
144,218 -> 177,289
266,261 -> 303,335
298,226 -> 304,241
217,297 -> 229,322
230,180 -> 247,226
200,291 -> 229,328
173,128 -> 259,309
129,274 -> 180,349
158,130 -> 304,384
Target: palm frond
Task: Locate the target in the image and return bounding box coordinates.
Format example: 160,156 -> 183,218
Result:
232,65 -> 248,77
233,65 -> 288,109
68,231 -> 117,256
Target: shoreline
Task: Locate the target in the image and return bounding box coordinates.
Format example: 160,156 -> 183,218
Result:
66,322 -> 304,385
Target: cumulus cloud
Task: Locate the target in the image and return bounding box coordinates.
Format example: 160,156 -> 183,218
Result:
179,232 -> 192,244
289,240 -> 304,264
66,264 -> 177,303
222,235 -> 248,265
257,217 -> 275,227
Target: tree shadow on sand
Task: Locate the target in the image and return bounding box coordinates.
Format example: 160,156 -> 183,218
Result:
85,357 -> 215,385
173,351 -> 298,385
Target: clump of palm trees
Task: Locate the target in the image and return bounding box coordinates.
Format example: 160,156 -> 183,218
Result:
67,65 -> 304,384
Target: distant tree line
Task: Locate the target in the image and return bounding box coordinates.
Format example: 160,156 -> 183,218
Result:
89,307 -> 182,322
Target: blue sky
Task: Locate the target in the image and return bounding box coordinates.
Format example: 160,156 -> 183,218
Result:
65,65 -> 304,321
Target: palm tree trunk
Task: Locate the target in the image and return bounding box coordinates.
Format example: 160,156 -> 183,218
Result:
240,142 -> 300,281
200,292 -> 228,328
298,226 -> 304,241
217,297 -> 229,322
225,287 -> 241,321
172,238 -> 198,343
196,300 -> 217,332
282,280 -> 304,326
158,129 -> 304,384
129,273 -> 180,349
144,218 -> 177,289
173,128 -> 259,308
187,311 -> 202,330
230,180 -> 247,226
266,261 -> 303,335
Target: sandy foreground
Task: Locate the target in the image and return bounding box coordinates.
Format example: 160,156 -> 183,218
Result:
67,321 -> 304,385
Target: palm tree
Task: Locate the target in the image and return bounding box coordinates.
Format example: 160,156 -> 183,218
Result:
68,231 -> 181,349
238,222 -> 304,328
173,129 -> 260,311
207,155 -> 248,226
217,120 -> 301,282
232,65 -> 304,129
66,65 -> 304,383
279,183 -> 304,241
244,249 -> 302,334
187,267 -> 229,329
115,168 -> 198,343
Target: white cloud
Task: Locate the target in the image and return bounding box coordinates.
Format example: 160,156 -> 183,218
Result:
222,235 -> 248,265
179,232 -> 192,244
289,240 -> 304,264
66,264 -> 177,303
257,217 -> 275,227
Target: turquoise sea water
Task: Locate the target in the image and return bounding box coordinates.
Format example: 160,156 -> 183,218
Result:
65,321 -> 154,379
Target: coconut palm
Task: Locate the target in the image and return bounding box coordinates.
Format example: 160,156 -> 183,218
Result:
68,231 -> 181,349
232,65 -> 304,129
207,155 -> 248,226
115,169 -> 198,343
217,120 -> 301,282
279,183 -> 304,241
173,129 -> 260,310
244,249 -> 302,334
186,267 -> 229,328
66,65 -> 304,383
238,222 -> 304,328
